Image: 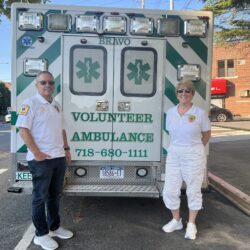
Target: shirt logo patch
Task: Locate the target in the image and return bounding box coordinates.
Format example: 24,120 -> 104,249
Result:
188,115 -> 196,122
19,105 -> 29,115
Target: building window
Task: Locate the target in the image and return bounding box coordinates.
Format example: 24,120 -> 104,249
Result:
239,90 -> 250,97
227,60 -> 235,77
217,59 -> 235,77
218,60 -> 225,77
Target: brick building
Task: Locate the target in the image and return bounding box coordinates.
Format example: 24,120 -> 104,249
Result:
211,41 -> 250,118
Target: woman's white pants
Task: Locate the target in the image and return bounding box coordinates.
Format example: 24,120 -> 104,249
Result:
163,144 -> 206,211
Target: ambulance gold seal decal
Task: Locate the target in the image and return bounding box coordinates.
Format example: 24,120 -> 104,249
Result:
19,105 -> 29,115
188,115 -> 196,122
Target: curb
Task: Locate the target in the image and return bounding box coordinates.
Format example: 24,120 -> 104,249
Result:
211,124 -> 250,132
208,171 -> 250,217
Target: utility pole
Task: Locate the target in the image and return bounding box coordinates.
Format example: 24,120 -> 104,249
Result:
141,0 -> 145,9
170,0 -> 174,10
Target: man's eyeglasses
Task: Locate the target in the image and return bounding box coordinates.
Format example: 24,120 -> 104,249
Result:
177,89 -> 192,94
38,80 -> 55,86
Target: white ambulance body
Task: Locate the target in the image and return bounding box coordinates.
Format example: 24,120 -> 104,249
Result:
10,3 -> 213,197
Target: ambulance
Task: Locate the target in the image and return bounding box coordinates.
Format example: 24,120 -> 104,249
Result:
10,3 -> 213,197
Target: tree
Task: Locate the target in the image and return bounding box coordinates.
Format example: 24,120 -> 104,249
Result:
0,82 -> 10,115
201,0 -> 250,44
0,0 -> 49,22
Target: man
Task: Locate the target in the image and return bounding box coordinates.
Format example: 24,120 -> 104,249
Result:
16,71 -> 73,250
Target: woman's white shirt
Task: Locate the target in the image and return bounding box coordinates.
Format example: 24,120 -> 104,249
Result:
166,104 -> 211,146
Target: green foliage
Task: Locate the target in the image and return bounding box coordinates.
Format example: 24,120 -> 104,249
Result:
0,82 -> 10,115
0,0 -> 49,21
201,0 -> 250,43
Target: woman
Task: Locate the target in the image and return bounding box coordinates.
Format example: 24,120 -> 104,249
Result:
162,80 -> 211,240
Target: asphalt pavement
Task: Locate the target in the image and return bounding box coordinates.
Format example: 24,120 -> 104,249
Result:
209,121 -> 250,196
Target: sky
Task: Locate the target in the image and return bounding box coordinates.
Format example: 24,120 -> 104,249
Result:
0,0 -> 204,82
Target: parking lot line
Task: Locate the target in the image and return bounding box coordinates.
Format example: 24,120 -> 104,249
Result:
0,169 -> 8,175
14,223 -> 35,250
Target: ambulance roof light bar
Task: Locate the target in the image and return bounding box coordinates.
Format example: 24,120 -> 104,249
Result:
75,15 -> 98,33
47,13 -> 71,32
18,12 -> 43,31
157,17 -> 180,36
130,17 -> 153,35
184,19 -> 207,37
103,16 -> 126,34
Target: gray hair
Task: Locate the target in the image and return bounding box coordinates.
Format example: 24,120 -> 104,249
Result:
176,80 -> 195,95
36,71 -> 54,83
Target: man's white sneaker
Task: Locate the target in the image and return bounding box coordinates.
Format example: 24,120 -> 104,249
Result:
49,227 -> 73,239
185,222 -> 197,240
162,218 -> 183,233
34,234 -> 58,250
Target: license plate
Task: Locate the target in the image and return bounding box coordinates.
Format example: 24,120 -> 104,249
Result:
100,166 -> 124,179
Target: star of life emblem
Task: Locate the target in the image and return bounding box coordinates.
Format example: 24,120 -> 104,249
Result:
21,36 -> 33,47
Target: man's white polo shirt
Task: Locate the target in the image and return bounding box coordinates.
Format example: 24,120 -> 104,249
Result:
16,93 -> 65,161
166,104 -> 211,146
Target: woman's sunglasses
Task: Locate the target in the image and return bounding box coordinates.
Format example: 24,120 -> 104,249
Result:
177,89 -> 191,94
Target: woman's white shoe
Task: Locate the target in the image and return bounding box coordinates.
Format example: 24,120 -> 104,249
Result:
162,218 -> 183,233
185,222 -> 197,240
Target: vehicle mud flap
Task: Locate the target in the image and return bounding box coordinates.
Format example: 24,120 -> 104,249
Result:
7,186 -> 22,193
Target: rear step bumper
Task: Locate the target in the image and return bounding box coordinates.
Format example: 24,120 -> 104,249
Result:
9,182 -> 160,198
64,184 -> 159,198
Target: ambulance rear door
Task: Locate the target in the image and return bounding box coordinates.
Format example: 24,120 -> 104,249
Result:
62,35 -> 164,162
63,35 -> 113,161
112,38 -> 164,161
